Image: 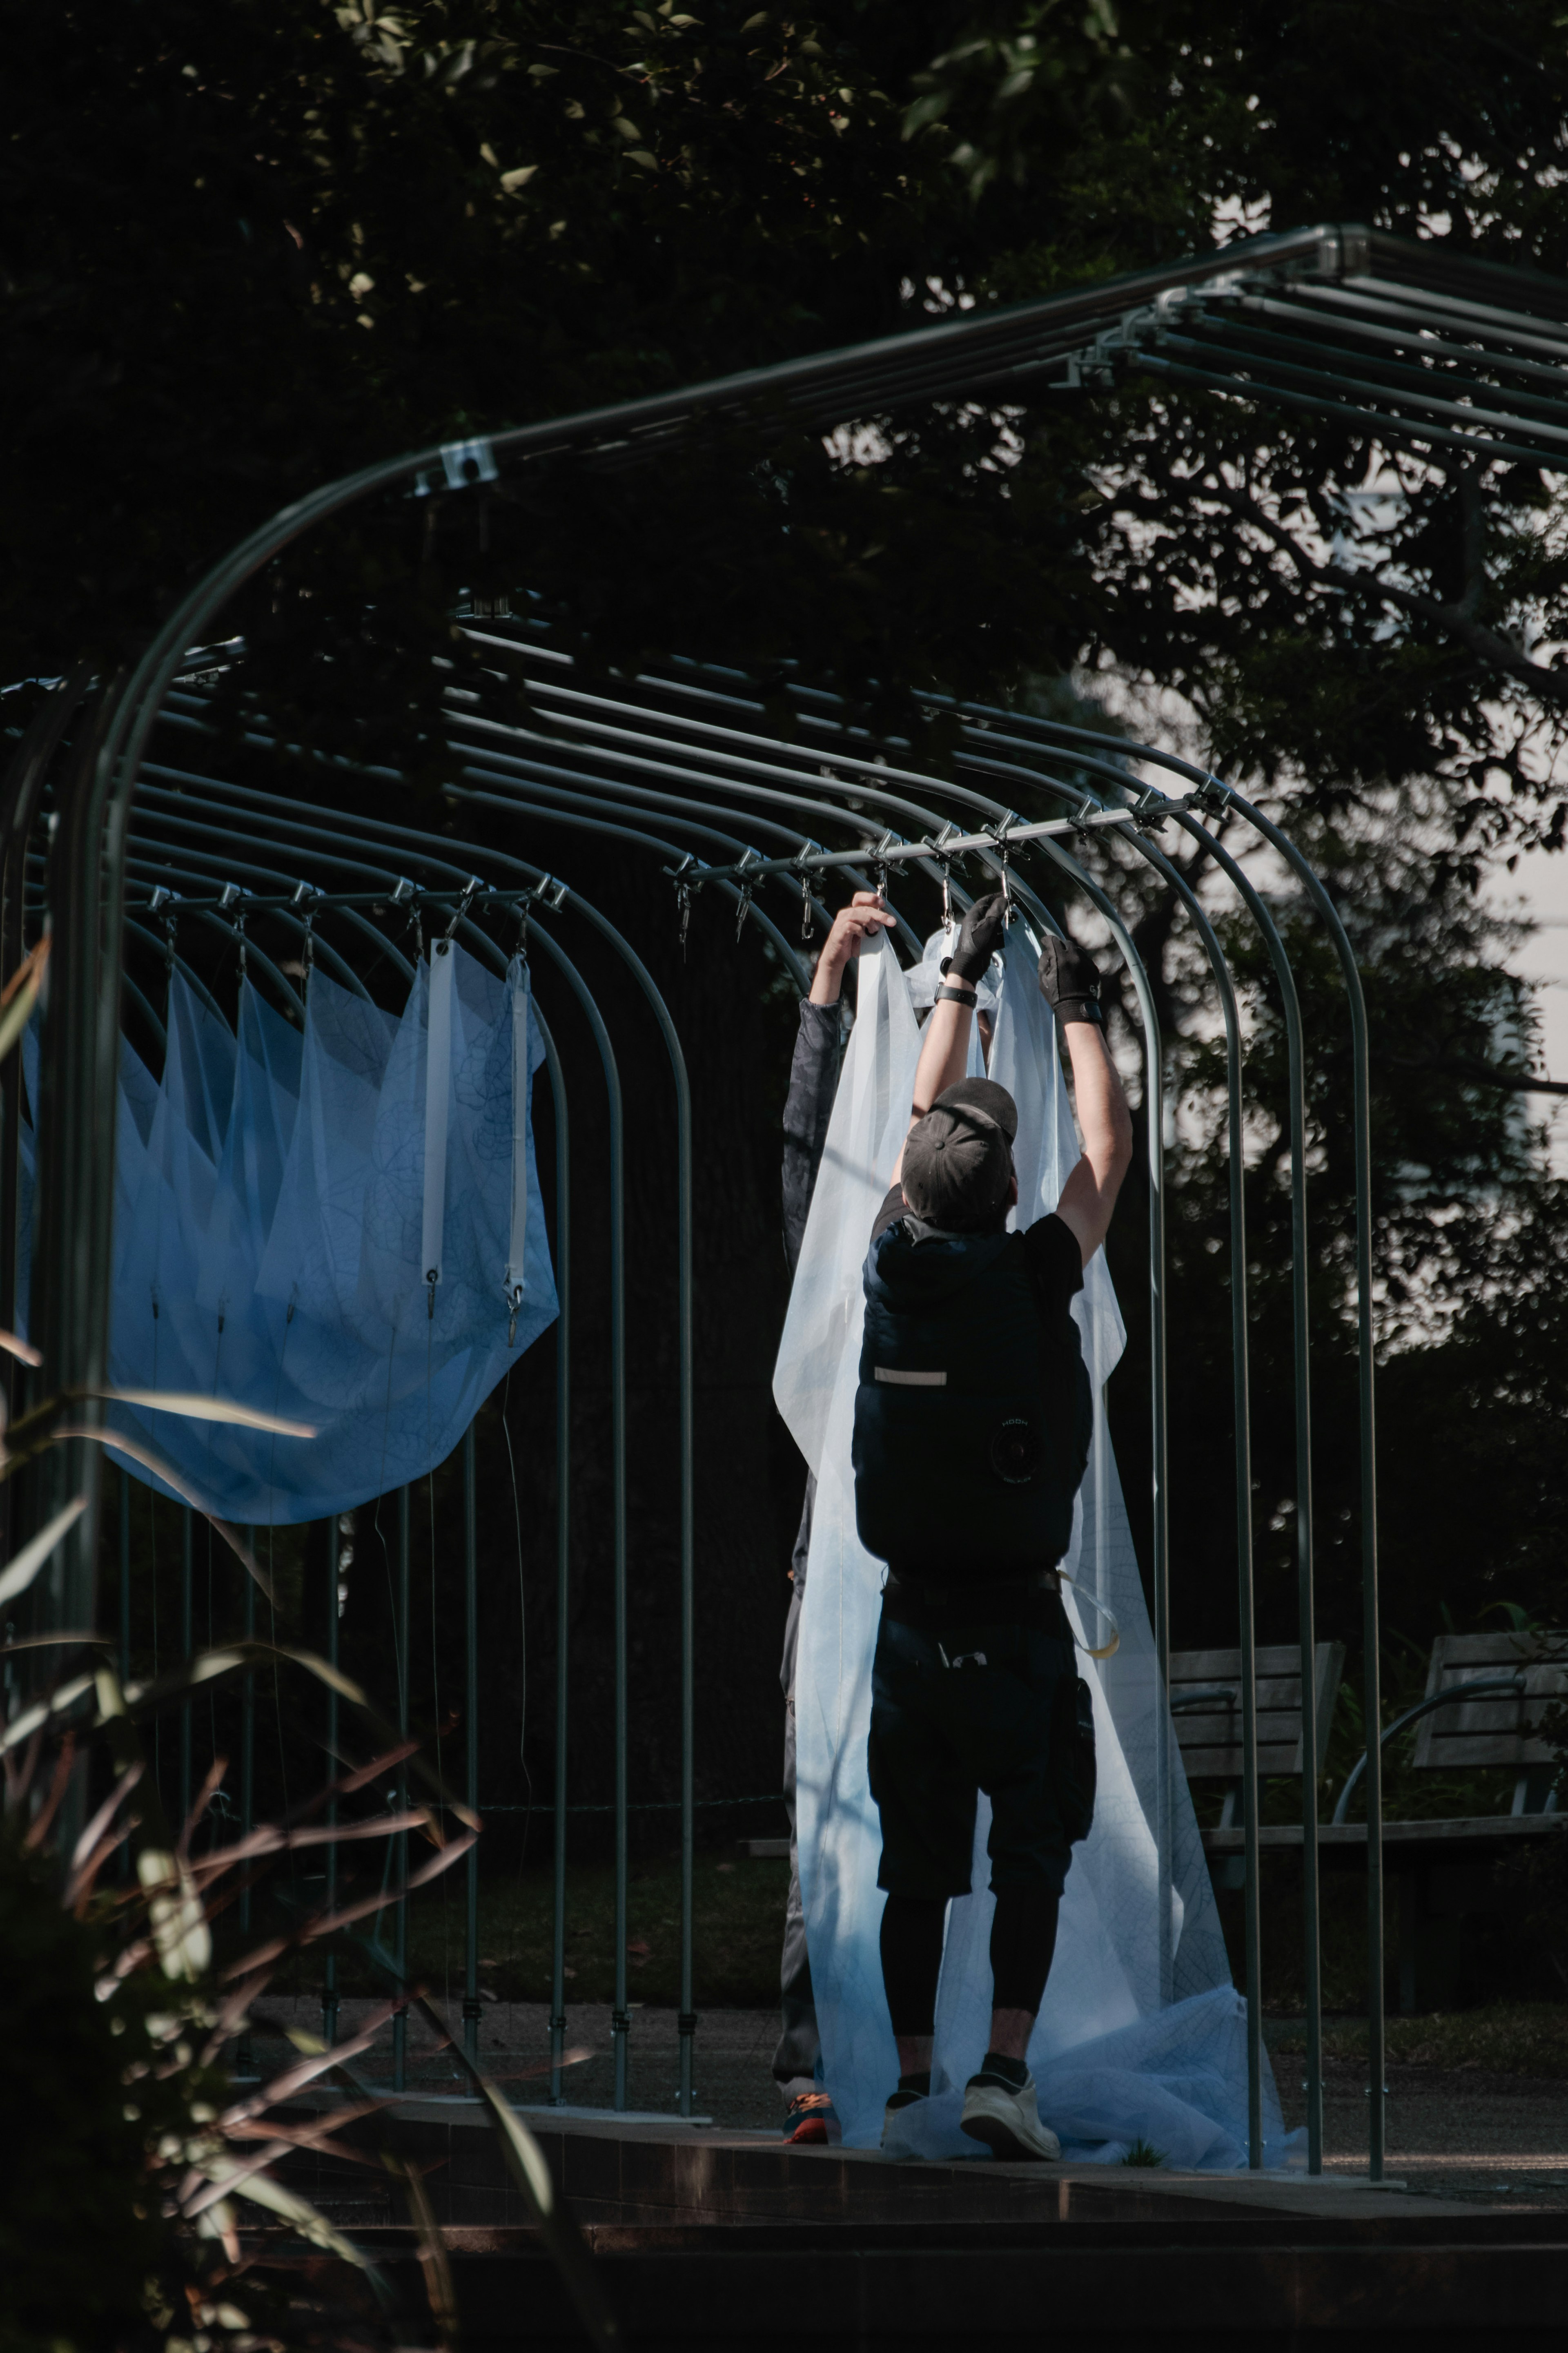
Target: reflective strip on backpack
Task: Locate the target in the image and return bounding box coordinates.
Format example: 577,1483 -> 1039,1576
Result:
873,1366 -> 947,1387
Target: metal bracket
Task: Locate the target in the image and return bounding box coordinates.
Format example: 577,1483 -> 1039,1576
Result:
1189,776 -> 1234,819
1130,788 -> 1173,833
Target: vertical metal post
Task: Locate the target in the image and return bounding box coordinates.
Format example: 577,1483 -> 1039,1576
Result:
611,1102 -> 628,2112
323,1516 -> 340,2047
394,1484 -> 410,2094
463,1426 -> 481,2070
1129,838 -> 1263,2161
118,1470 -> 131,1689
1220,788 -> 1383,2182
241,1528 -> 255,1932
1162,804 -> 1322,2167
180,1506 -> 193,1832
534,1011 -> 572,2109
238,1526 -> 256,2079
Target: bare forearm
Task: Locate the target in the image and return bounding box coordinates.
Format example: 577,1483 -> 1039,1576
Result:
1054,1022 -> 1134,1263
890,988 -> 973,1184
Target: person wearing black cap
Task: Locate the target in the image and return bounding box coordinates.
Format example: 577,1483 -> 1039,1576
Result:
853,890 -> 1133,2161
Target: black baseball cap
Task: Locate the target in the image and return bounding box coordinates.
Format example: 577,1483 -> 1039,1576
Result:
901,1077 -> 1018,1229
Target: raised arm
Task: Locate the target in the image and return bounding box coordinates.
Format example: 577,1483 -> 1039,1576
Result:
1041,936 -> 1134,1266
890,891 -> 1007,1187
783,892 -> 893,1269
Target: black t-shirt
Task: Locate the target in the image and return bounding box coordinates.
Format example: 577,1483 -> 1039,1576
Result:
870,1184 -> 1085,1317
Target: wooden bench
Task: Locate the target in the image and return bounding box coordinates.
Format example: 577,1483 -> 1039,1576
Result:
1169,1642 -> 1345,1891
1328,1629 -> 1567,2008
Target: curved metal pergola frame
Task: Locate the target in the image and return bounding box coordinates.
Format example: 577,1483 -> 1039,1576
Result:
16,215 -> 1546,2176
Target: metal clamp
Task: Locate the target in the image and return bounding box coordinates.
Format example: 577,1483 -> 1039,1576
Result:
1130,788 -> 1173,833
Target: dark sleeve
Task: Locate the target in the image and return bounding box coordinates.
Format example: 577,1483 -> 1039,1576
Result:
870,1182 -> 908,1244
1020,1212 -> 1086,1313
782,999 -> 842,1275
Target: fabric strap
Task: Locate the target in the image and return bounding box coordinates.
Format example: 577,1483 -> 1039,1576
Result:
421,940 -> 455,1291
503,955 -> 531,1310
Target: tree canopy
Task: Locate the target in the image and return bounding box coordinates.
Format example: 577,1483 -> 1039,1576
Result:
6,1 -> 1568,1663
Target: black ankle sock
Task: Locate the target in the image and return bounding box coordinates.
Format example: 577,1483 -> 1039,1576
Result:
979,2050 -> 1028,2090
897,2070 -> 931,2097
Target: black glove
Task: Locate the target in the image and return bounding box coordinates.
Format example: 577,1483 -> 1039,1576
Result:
1038,933 -> 1104,1026
942,889 -> 1007,986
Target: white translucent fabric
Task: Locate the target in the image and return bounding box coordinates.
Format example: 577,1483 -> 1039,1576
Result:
21,946 -> 557,1525
773,925 -> 1298,2167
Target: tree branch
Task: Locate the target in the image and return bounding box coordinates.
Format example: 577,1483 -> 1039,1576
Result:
1389,1053 -> 1568,1098
1199,477 -> 1568,710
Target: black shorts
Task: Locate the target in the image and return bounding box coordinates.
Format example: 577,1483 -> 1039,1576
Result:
868,1599 -> 1080,1902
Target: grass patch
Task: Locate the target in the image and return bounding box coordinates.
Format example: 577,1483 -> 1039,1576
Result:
1272,2003 -> 1568,2076
1120,2138 -> 1167,2167
249,1849 -> 791,2009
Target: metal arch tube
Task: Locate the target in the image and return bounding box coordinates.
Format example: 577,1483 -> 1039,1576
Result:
1109,834 -> 1262,2163
967,731 -> 1319,2161
165,770 -> 702,2115
1202,782 -> 1385,2184
898,706 -> 1328,2172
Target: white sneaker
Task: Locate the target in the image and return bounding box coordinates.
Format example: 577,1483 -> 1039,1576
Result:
960,2068 -> 1061,2161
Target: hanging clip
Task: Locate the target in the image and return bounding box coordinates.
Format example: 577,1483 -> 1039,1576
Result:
149,885 -> 181,973
444,877 -> 484,942
514,889 -> 534,962
219,881 -> 250,977
793,845 -> 822,943
984,815 -> 1022,926
734,848 -> 763,943
666,853 -> 704,960
293,881 -> 321,999
871,829 -> 902,903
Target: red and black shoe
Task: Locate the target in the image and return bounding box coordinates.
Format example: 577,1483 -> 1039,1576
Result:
782,2091 -> 840,2145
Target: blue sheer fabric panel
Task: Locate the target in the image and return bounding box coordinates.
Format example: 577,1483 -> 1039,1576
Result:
20,946 -> 556,1524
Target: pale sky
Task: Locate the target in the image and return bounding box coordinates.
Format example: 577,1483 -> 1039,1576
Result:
1490,846 -> 1568,1173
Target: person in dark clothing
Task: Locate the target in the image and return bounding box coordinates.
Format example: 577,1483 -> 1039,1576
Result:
855,892 -> 1132,2161
775,890 -> 893,2144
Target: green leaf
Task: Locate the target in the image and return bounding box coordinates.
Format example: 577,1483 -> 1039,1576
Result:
0,1498 -> 89,1610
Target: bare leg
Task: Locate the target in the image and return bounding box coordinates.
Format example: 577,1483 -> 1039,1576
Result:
985,2006 -> 1034,2062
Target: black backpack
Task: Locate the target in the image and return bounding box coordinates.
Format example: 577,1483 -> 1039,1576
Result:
851,1221 -> 1092,1568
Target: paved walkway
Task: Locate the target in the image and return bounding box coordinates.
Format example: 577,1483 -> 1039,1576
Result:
255,1999 -> 1568,2206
